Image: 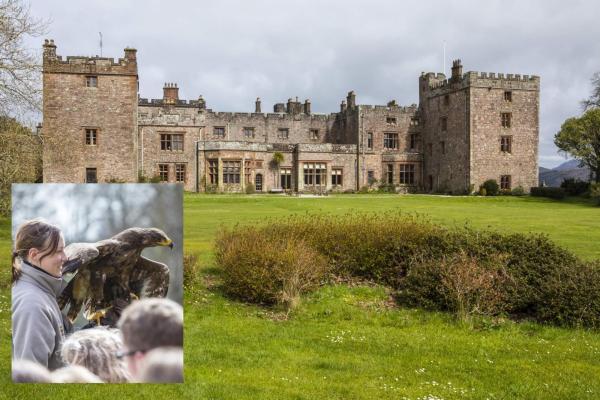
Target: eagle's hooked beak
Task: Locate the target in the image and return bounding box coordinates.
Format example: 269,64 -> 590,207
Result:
159,239 -> 174,249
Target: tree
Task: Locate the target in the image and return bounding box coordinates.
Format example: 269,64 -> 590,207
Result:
582,72 -> 600,111
554,108 -> 600,183
271,151 -> 284,189
0,116 -> 42,215
0,0 -> 47,116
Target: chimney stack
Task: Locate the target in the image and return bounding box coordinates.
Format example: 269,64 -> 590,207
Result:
451,59 -> 463,81
255,97 -> 261,113
163,83 -> 179,104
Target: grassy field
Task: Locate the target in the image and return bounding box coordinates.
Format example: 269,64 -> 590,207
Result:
1,194 -> 599,399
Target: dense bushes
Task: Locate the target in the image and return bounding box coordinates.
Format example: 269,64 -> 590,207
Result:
479,179 -> 499,196
531,186 -> 566,199
215,213 -> 600,327
215,227 -> 327,308
561,178 -> 590,196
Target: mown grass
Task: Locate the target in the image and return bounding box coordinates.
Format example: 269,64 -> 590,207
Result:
1,194 -> 599,399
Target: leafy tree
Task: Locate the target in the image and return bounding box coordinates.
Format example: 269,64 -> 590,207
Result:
271,151 -> 284,189
0,117 -> 42,215
554,108 -> 600,183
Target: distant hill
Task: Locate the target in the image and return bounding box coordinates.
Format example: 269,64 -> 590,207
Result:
539,160 -> 591,187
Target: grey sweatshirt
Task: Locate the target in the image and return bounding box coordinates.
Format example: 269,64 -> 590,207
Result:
12,261 -> 69,370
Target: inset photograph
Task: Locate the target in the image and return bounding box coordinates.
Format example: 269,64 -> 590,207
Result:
11,183 -> 183,383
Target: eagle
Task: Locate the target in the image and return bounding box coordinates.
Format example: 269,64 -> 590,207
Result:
58,227 -> 174,327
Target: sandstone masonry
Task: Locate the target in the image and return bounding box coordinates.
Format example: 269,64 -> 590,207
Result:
42,41 -> 539,194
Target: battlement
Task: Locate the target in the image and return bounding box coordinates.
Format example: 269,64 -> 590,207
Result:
139,98 -> 203,107
42,39 -> 137,75
360,104 -> 418,113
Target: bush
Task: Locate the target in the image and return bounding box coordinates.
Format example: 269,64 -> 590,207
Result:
560,178 -> 590,196
511,186 -> 525,196
478,187 -> 487,196
183,252 -> 201,289
480,179 -> 499,196
401,252 -> 511,323
245,183 -> 255,194
591,183 -> 600,206
378,182 -> 396,193
530,186 -> 566,199
214,212 -> 600,327
215,227 -> 327,309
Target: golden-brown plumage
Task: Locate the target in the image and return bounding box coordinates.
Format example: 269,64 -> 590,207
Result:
58,227 -> 173,327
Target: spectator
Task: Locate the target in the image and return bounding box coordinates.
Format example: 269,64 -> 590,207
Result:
138,347 -> 183,383
61,327 -> 130,383
51,365 -> 103,383
117,298 -> 183,381
12,359 -> 52,383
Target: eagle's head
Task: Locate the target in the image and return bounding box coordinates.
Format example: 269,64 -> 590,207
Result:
118,228 -> 174,249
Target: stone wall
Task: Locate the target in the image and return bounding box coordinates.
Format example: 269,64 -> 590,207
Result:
42,41 -> 138,183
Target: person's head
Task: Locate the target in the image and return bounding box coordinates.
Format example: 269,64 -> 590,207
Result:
117,298 -> 183,378
12,218 -> 66,281
12,359 -> 52,383
137,347 -> 183,383
61,327 -> 130,383
50,365 -> 103,383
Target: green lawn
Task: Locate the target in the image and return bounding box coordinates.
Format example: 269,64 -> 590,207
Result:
1,194 -> 599,399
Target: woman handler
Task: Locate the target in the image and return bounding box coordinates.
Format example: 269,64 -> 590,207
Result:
12,219 -> 70,370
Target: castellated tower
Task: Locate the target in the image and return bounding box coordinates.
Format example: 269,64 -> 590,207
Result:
42,39 -> 139,183
419,59 -> 539,193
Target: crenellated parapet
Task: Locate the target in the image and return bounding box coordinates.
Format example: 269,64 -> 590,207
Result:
42,39 -> 137,76
421,59 -> 539,97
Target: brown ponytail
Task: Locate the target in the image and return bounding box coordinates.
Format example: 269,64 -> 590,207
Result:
12,219 -> 63,284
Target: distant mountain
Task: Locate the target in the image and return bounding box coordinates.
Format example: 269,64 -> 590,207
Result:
539,160 -> 591,187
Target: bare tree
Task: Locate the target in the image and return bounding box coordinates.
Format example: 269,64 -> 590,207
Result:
0,0 -> 47,116
582,72 -> 600,111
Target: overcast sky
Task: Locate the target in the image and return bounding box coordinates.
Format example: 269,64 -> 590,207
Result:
26,0 -> 600,168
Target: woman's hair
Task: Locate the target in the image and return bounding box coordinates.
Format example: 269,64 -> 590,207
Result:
61,327 -> 130,383
12,218 -> 63,283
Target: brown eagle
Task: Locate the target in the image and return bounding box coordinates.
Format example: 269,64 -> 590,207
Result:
58,227 -> 173,327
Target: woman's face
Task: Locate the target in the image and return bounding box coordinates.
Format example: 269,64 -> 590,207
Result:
28,236 -> 66,278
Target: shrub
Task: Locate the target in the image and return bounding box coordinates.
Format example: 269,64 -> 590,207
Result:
530,186 -> 566,199
480,179 -> 499,196
214,212 -> 600,327
245,183 -> 255,194
148,174 -> 162,183
560,178 -> 590,196
478,187 -> 487,196
538,260 -> 600,328
358,185 -> 370,194
511,186 -> 525,196
215,227 -> 327,309
183,252 -> 201,289
378,182 -> 396,193
591,183 -> 600,206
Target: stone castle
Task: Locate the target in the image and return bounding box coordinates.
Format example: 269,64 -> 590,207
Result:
41,39 -> 539,193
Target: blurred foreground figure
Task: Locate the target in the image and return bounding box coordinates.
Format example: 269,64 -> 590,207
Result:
61,327 -> 130,382
117,298 -> 183,382
138,347 -> 183,383
12,360 -> 52,383
51,365 -> 103,383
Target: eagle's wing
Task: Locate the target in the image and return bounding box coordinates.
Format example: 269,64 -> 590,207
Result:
129,256 -> 170,298
58,239 -> 121,322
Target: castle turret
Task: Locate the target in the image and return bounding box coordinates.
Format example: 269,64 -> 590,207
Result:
346,91 -> 356,109
304,99 -> 311,114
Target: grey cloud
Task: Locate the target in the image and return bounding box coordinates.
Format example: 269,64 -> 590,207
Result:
26,0 -> 600,168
